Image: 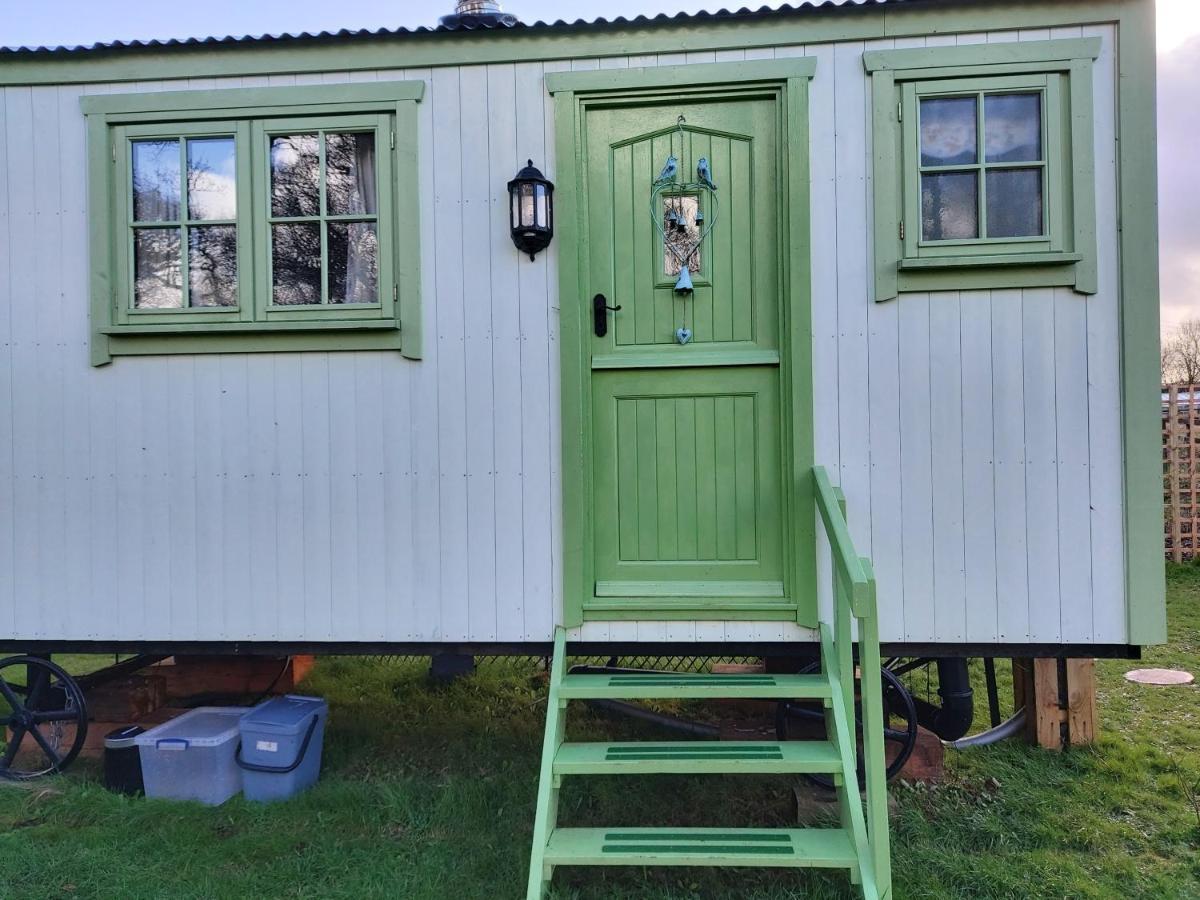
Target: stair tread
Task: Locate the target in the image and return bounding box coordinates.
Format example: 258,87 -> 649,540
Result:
544,827 -> 858,869
559,671 -> 831,700
554,740 -> 842,775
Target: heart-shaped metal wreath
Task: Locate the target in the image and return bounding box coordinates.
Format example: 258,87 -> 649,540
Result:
650,116 -> 719,297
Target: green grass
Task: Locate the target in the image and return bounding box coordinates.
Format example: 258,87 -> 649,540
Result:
1,572 -> 1198,899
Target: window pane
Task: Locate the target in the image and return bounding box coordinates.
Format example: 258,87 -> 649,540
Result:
328,222 -> 379,304
188,225 -> 238,307
187,138 -> 236,221
919,97 -> 977,166
272,223 -> 322,305
985,94 -> 1042,163
921,171 -> 979,241
133,228 -> 182,308
325,132 -> 377,216
132,140 -> 181,222
663,194 -> 701,276
270,134 -> 319,218
986,168 -> 1044,238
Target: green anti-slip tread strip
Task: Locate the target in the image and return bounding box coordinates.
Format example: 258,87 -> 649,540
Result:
605,744 -> 782,752
605,675 -> 779,683
603,844 -> 796,856
603,832 -> 796,856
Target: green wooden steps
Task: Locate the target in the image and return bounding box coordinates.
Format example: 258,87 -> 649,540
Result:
543,827 -> 859,869
554,740 -> 842,776
527,468 -> 893,900
558,672 -> 831,700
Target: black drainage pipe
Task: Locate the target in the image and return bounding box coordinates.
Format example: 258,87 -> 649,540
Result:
911,658 -> 975,742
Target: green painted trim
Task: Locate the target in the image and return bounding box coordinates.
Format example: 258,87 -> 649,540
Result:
1118,0 -> 1166,645
79,80 -> 424,117
786,75 -> 817,627
863,36 -> 1101,73
591,348 -> 780,369
0,2 -> 1133,87
869,38 -> 1099,302
544,58 -> 815,95
86,113 -> 114,366
554,87 -> 587,630
394,99 -> 422,360
898,252 -> 1082,270
105,330 -> 406,356
83,82 -> 423,364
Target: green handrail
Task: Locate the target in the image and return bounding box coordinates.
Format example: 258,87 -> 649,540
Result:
813,466 -> 874,618
811,466 -> 891,899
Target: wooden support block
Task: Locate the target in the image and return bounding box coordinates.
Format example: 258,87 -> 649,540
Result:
85,674 -> 166,722
290,655 -> 316,685
1011,657 -> 1097,749
152,656 -> 301,700
1065,658 -> 1098,745
896,725 -> 944,783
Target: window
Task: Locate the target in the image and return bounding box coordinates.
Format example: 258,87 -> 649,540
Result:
864,38 -> 1101,302
81,82 -> 423,365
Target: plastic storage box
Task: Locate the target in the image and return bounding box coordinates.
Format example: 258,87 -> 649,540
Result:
237,695 -> 328,803
134,707 -> 246,805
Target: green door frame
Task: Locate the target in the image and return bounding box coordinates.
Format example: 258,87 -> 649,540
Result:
546,58 -> 818,629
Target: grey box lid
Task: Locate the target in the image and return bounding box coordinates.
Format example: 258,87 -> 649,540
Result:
240,695 -> 326,735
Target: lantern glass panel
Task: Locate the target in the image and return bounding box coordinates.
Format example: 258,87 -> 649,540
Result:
535,184 -> 549,229
519,183 -> 536,228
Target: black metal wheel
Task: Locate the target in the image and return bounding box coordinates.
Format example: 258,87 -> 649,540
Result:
775,662 -> 918,790
0,656 -> 88,780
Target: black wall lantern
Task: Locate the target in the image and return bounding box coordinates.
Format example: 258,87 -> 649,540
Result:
508,160 -> 554,261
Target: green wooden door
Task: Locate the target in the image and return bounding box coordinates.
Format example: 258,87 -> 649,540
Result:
580,95 -> 806,622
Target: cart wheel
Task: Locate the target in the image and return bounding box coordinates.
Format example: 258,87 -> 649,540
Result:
775,663 -> 918,790
0,656 -> 88,780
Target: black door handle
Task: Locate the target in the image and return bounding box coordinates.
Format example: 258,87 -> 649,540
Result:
593,293 -> 622,338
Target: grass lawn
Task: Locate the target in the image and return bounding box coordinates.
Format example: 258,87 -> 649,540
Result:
1,568 -> 1198,899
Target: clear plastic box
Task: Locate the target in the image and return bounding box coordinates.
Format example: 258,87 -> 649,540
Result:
134,707 -> 246,805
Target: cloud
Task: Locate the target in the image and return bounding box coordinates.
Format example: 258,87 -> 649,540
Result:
1159,35 -> 1200,335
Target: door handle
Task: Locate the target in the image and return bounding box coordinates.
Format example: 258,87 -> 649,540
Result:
593,293 -> 622,338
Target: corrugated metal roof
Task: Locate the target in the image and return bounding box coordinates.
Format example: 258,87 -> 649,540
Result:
1,0 -> 917,57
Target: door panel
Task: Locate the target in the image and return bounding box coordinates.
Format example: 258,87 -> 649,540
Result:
581,94 -> 795,620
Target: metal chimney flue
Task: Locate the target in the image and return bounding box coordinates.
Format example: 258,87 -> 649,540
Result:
440,0 -> 520,28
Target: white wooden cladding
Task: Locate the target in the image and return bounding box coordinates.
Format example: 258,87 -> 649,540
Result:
0,26 -> 1125,645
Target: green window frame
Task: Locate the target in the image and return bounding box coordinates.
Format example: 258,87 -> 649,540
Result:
81,81 -> 424,365
864,37 -> 1101,302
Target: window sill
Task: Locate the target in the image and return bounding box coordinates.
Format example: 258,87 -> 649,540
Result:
100,318 -> 398,336
900,251 -> 1083,271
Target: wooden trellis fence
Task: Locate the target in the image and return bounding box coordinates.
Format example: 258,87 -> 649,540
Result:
1163,385 -> 1200,561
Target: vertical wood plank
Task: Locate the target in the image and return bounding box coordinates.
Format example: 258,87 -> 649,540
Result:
489,62 -> 526,641
460,64 -> 499,641
432,65 -> 469,641
992,290 -> 1030,641
1023,288 -> 1062,642
929,292 -> 966,642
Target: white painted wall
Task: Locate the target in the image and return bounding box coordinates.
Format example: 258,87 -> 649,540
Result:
0,25 -> 1125,645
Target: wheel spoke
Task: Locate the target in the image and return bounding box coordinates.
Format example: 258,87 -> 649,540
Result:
884,727 -> 913,743
2,725 -> 26,769
26,725 -> 63,771
0,678 -> 24,714
31,709 -> 79,725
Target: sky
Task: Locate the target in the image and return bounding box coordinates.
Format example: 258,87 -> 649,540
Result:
2,0 -> 1198,335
